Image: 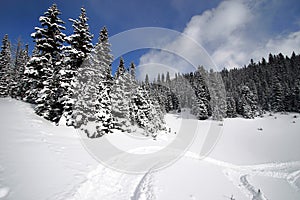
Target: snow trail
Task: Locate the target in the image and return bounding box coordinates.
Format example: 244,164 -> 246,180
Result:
287,169 -> 300,191
240,175 -> 267,200
184,150 -> 300,199
131,170 -> 155,200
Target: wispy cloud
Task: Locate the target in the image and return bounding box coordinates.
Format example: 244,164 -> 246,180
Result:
137,0 -> 300,80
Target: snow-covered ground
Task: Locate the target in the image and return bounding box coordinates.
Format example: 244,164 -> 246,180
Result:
0,98 -> 300,199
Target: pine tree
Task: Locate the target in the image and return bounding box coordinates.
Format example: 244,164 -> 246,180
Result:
271,77 -> 284,112
237,85 -> 257,118
72,56 -> 113,137
226,96 -> 237,118
157,73 -> 161,83
72,27 -> 114,137
115,57 -> 125,79
161,73 -> 165,83
191,95 -> 208,120
0,34 -> 12,97
166,71 -> 171,84
58,7 -> 93,126
25,4 -> 66,122
130,85 -> 165,137
65,7 -> 93,69
31,4 -> 66,65
111,59 -> 134,132
145,74 -> 149,85
191,67 -> 210,119
10,43 -> 29,99
130,62 -> 136,80
208,70 -> 226,120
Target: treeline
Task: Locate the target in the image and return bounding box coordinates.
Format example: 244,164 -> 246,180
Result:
221,53 -> 300,118
0,4 -> 165,138
144,66 -> 225,120
146,52 -> 300,120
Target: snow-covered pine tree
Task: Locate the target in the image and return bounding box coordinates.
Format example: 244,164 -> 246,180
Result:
130,84 -> 165,137
65,7 -> 93,69
115,57 -> 125,79
23,48 -> 50,103
72,27 -> 114,138
58,7 -> 93,126
0,34 -> 12,97
208,69 -> 227,120
226,96 -> 237,118
10,43 -> 29,99
97,27 -> 113,76
191,95 -> 208,120
31,4 -> 66,65
271,77 -> 284,112
237,85 -> 257,118
9,39 -> 22,98
111,59 -> 134,132
130,62 -> 136,80
157,73 -> 161,83
25,4 -> 66,122
145,74 -> 149,85
191,67 -> 210,119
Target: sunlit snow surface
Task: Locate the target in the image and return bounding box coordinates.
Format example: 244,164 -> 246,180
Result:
0,98 -> 300,200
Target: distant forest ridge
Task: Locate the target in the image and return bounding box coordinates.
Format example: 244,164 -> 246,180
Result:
145,51 -> 300,119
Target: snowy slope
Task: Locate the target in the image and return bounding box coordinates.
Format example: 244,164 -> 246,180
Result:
0,98 -> 98,200
0,98 -> 300,200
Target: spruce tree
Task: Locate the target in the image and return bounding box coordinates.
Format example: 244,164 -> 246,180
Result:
59,7 -> 93,126
130,85 -> 165,137
130,62 -> 136,80
271,77 -> 284,112
145,74 -> 149,85
65,7 -> 93,69
10,43 -> 29,99
111,59 -> 133,132
25,4 -> 66,122
115,57 -> 125,79
0,34 -> 12,97
237,85 -> 257,118
72,27 -> 114,137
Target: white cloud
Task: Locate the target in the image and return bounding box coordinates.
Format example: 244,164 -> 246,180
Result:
137,0 -> 300,80
252,31 -> 300,61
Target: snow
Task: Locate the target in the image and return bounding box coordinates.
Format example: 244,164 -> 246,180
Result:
0,187 -> 10,198
0,98 -> 300,199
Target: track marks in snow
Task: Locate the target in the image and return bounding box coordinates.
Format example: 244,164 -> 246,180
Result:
69,163 -> 157,200
131,170 -> 155,200
240,175 -> 268,200
287,170 -> 300,191
184,151 -> 300,199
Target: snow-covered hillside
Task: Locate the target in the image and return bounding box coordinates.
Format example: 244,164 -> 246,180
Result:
0,98 -> 300,200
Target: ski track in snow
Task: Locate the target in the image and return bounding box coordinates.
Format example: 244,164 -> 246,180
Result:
67,150 -> 300,200
68,158 -> 157,200
184,151 -> 300,200
240,175 -> 267,200
131,170 -> 155,200
287,170 -> 300,191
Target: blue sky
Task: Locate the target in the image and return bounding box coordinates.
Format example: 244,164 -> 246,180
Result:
0,0 -> 219,47
1,0 -> 300,77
